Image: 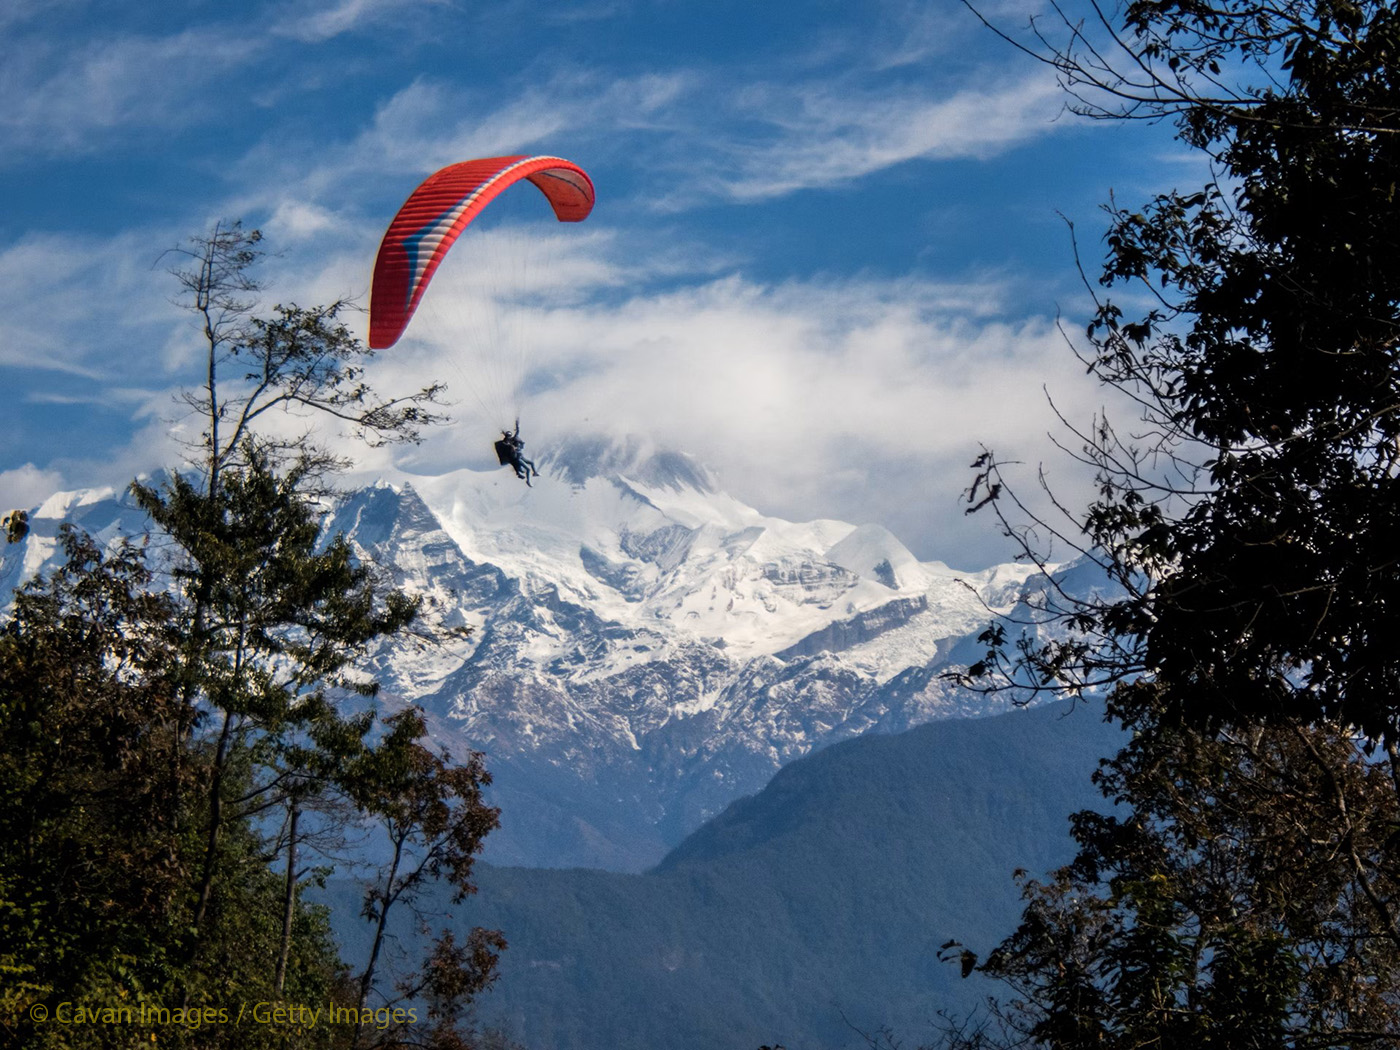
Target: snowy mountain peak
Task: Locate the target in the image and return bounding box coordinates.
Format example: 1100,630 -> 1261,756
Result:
539,433 -> 715,494
824,522 -> 956,591
2,443 -> 1076,871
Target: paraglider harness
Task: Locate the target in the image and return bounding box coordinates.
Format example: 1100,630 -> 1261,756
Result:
495,421 -> 538,486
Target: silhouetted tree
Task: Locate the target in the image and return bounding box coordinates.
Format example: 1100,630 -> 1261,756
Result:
946,694 -> 1400,1048
940,1 -> 1400,1045
959,0 -> 1400,737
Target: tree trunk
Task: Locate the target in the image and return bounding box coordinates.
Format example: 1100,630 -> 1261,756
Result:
354,831 -> 404,1049
275,798 -> 300,996
193,710 -> 233,930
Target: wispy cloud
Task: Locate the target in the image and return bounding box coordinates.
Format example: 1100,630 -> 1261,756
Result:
350,72 -> 692,176
0,27 -> 260,158
271,0 -> 451,43
832,0 -> 984,71
0,230 -> 189,376
26,388 -> 157,407
339,57 -> 1066,211
227,56 -> 1064,238
537,0 -> 626,25
0,0 -> 84,34
213,68 -> 693,242
696,73 -> 1066,202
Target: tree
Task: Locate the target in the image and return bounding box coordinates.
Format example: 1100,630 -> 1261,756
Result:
938,1 -> 1400,1045
0,529 -> 187,1043
152,223 -> 493,1012
145,223 -> 506,1045
130,450 -> 420,989
0,528 -> 349,1049
959,693 -> 1400,1049
1,223 -> 505,1048
163,220 -> 446,494
342,708 -> 504,1050
959,0 -> 1400,737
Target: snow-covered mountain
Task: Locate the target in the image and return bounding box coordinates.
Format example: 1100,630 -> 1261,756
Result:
0,436 -> 1060,870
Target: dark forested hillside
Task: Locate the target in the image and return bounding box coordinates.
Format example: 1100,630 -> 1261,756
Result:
326,701 -> 1124,1050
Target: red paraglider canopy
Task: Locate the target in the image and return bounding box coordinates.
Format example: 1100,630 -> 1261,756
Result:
368,155 -> 595,350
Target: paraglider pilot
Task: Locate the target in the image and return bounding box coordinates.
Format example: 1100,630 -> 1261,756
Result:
495,421 -> 538,486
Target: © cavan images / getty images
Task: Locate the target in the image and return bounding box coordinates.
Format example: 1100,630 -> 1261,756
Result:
33,1001 -> 419,1031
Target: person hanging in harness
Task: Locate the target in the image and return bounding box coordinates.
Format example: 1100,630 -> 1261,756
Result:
494,420 -> 538,486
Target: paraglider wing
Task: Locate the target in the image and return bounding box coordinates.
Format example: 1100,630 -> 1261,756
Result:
368,155 -> 595,350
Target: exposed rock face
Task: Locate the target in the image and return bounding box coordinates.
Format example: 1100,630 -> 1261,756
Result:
1,438 -> 1069,871
774,595 -> 929,660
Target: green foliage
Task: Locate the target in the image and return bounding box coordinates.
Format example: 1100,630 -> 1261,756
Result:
131,450 -> 419,717
343,707 -> 504,1048
0,529 -> 187,1043
0,485 -> 503,1048
0,528 -> 350,1049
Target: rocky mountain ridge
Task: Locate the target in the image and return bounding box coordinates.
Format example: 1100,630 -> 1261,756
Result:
1,436 -> 1068,870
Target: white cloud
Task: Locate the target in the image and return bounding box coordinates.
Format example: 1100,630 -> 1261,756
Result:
703,73 -> 1066,202
210,68 -> 689,237
0,231 -> 184,376
0,464 -> 68,513
341,237 -> 1115,565
0,27 -> 260,157
0,2 -> 1124,568
271,0 -> 450,42
563,274 -> 1109,566
25,388 -> 156,407
350,72 -> 691,176
266,200 -> 344,242
224,60 -> 1068,250
191,5 -> 1078,254
350,63 -> 1064,210
0,213 -> 1115,568
836,0 -> 986,71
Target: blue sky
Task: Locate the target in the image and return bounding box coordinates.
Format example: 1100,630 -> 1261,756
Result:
0,0 -> 1199,568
